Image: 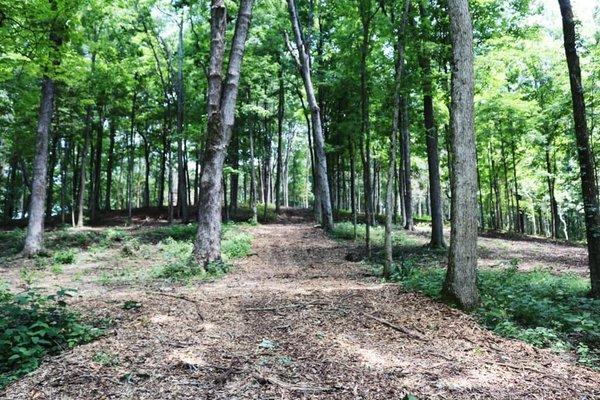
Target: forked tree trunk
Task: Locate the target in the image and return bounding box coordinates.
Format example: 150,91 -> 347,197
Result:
442,0 -> 479,309
194,0 -> 254,267
287,0 -> 334,231
558,0 -> 600,297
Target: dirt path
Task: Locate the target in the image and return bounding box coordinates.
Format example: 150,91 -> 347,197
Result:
3,223 -> 599,399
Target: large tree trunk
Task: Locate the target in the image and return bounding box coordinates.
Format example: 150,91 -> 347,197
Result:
275,60 -> 284,213
22,76 -> 56,255
558,0 -> 600,297
194,0 -> 254,266
23,4 -> 63,254
287,0 -> 333,231
442,0 -> 479,309
384,0 -> 410,279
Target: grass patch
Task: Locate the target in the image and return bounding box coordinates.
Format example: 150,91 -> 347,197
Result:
0,287 -> 102,388
392,265 -> 600,368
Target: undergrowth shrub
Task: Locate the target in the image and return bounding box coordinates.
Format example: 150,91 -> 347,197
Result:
392,266 -> 600,368
0,287 -> 102,388
331,222 -> 405,246
52,250 -> 75,265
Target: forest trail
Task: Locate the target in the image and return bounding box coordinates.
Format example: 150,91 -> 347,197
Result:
3,222 -> 600,399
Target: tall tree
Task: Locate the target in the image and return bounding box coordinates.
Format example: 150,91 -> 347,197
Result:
194,0 -> 254,266
23,1 -> 63,255
419,1 -> 445,248
558,0 -> 600,297
176,13 -> 189,223
384,0 -> 410,279
442,0 -> 479,309
286,0 -> 334,231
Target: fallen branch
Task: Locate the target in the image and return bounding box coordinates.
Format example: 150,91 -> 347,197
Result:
364,313 -> 425,341
245,301 -> 329,312
253,372 -> 333,393
146,291 -> 204,321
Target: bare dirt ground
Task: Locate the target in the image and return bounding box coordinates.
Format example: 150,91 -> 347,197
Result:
2,221 -> 599,399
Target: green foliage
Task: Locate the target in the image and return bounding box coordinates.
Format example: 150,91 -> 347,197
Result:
393,266 -> 600,368
0,229 -> 26,258
52,249 -> 75,265
221,223 -> 253,260
331,222 -> 406,247
0,288 -> 102,388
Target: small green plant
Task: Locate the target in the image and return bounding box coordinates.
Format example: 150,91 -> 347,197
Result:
0,288 -> 102,388
92,351 -> 120,367
19,268 -> 38,286
105,228 -> 127,242
50,264 -> 64,274
53,249 -> 75,265
122,300 -> 142,310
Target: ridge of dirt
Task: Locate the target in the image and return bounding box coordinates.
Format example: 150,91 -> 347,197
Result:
2,223 -> 599,399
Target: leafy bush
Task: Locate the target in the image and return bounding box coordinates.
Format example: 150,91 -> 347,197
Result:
392,266 -> 600,368
104,228 -> 127,242
53,250 -> 75,265
137,224 -> 197,243
221,223 -> 252,260
0,288 -> 102,388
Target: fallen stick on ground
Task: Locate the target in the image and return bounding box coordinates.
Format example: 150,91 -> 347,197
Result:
252,372 -> 333,393
364,313 -> 426,341
146,291 -> 204,321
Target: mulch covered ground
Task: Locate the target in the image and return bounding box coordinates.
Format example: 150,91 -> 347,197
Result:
2,222 -> 599,399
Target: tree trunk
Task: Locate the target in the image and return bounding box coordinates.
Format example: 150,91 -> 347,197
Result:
176,15 -> 189,223
22,76 -> 56,255
194,0 -> 254,266
127,81 -> 137,224
420,54 -> 445,247
442,0 -> 479,309
287,0 -> 333,231
105,118 -> 116,211
76,106 -> 92,228
91,101 -> 104,222
558,0 -> 600,297
250,124 -> 258,224
275,59 -> 285,213
400,97 -> 413,231
384,0 -> 410,279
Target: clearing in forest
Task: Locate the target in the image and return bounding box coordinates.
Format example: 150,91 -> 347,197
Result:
1,216 -> 599,399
